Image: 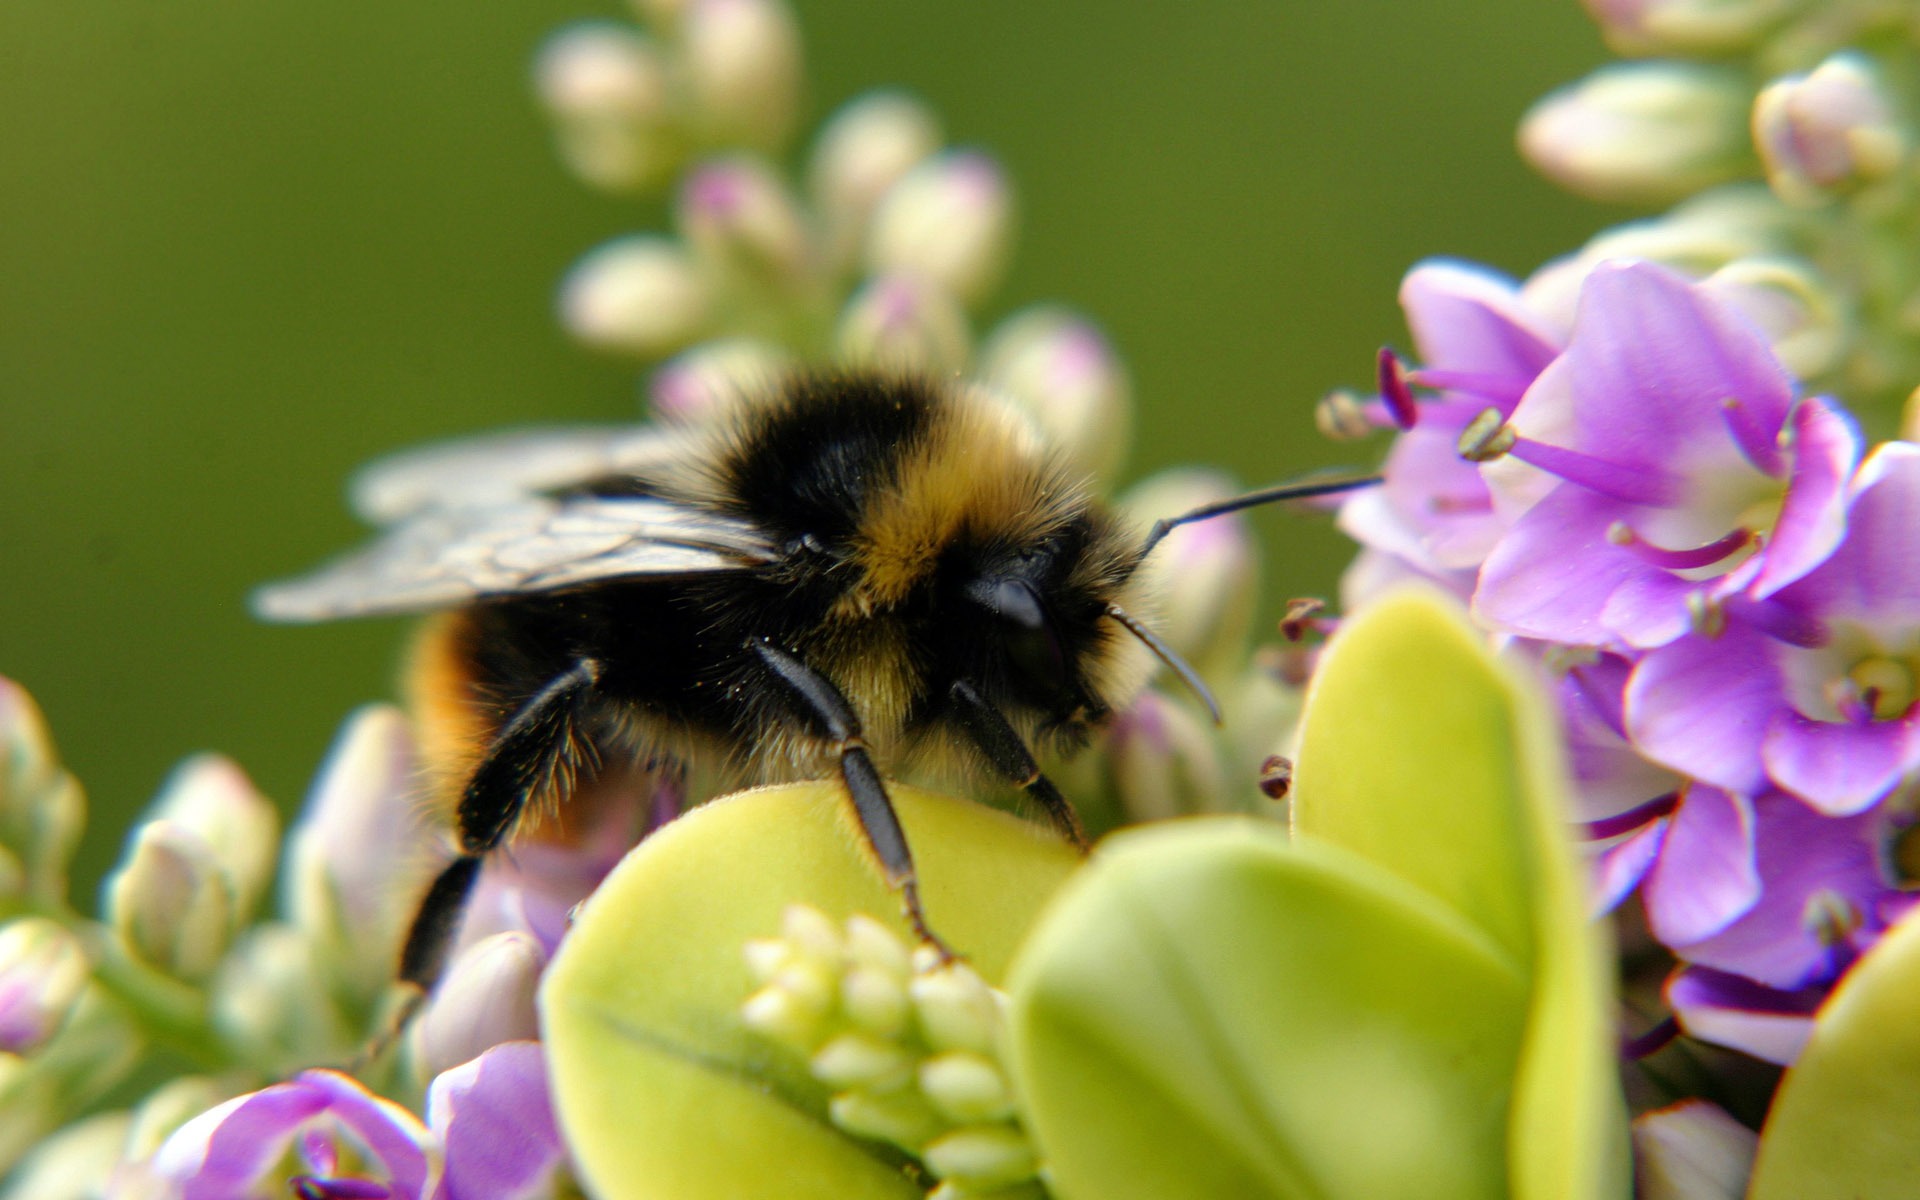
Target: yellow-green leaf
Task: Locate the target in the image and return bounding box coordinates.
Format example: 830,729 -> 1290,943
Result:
1008,817 -> 1529,1200
1291,587 -> 1627,1200
541,781 -> 1079,1200
1749,903 -> 1920,1197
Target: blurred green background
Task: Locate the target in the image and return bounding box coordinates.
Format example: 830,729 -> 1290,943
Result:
0,2 -> 1610,893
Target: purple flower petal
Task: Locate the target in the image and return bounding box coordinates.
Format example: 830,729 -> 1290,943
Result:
160,1086 -> 330,1196
428,1042 -> 566,1200
1626,624 -> 1779,795
1673,792 -> 1895,987
1338,425 -> 1503,571
154,1072 -> 437,1200
1667,965 -> 1824,1065
1473,485 -> 1643,645
1593,818 -> 1667,915
1762,709 -> 1915,816
1598,569 -> 1700,649
302,1071 -> 436,1199
1399,260 -> 1561,387
1749,397 -> 1859,597
1556,261 -> 1794,477
1777,440 -> 1920,620
1643,786 -> 1760,946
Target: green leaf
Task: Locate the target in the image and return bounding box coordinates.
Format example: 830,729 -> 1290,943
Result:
1748,903 -> 1920,1198
540,780 -> 1080,1200
1292,588 -> 1627,1200
1007,818 -> 1529,1200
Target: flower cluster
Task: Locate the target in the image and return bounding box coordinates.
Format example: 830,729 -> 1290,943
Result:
0,690 -> 598,1195
741,905 -> 1041,1200
1518,0 -> 1920,419
1329,0 -> 1920,1092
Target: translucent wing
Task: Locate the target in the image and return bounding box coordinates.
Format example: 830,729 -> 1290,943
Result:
349,425 -> 689,524
253,495 -> 776,622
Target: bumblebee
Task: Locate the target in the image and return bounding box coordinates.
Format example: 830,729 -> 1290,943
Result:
257,370 -> 1368,993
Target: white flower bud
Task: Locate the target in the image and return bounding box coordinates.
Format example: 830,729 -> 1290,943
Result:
1121,470 -> 1258,674
1631,1099 -> 1757,1200
1105,689 -> 1229,822
809,91 -> 943,269
123,1076 -> 232,1164
560,235 -> 712,357
648,337 -> 793,421
780,903 -> 844,964
741,981 -> 826,1048
212,924 -> 356,1072
535,23 -> 676,192
982,308 -> 1132,483
828,1088 -> 945,1150
810,1031 -> 912,1090
918,1051 -> 1014,1124
0,678 -> 85,905
106,822 -> 234,981
1702,256 -> 1844,378
1582,0 -> 1796,54
680,0 -> 803,150
909,962 -> 1002,1056
770,958 -> 837,1024
286,706 -> 446,1000
409,931 -> 545,1080
843,913 -> 911,980
921,1124 -> 1038,1188
866,151 -> 1014,306
1520,185 -> 1792,330
835,274 -> 973,376
677,156 -> 815,288
742,935 -> 790,985
840,964 -> 909,1038
1753,53 -> 1906,208
0,1111 -> 132,1200
1520,62 -> 1752,204
146,755 -> 277,926
0,918 -> 89,1056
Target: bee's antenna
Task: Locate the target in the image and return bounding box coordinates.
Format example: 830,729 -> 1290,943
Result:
1105,603 -> 1223,725
1137,472 -> 1383,561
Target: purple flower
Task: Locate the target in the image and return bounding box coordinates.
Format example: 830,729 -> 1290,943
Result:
1628,441 -> 1920,813
426,1042 -> 568,1200
150,1069 -> 439,1199
1472,260 -> 1857,651
1336,260 -> 1563,578
1666,966 -> 1828,1066
1665,790 -> 1910,990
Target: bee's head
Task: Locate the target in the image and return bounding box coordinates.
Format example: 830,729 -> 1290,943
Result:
943,513 -> 1189,741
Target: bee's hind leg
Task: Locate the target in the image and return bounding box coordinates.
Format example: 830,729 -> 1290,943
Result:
748,639 -> 956,962
397,658 -> 604,995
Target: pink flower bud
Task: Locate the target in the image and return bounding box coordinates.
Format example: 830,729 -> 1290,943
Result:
0,917 -> 88,1056
1753,53 -> 1906,208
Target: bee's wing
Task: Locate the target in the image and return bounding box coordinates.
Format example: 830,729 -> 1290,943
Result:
253,495 -> 776,622
349,425 -> 687,524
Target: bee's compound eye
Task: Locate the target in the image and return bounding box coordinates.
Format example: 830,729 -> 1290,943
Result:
966,577 -> 1068,696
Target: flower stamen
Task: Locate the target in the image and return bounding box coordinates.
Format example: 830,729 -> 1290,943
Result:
1456,408 -> 1516,462
1377,347 -> 1418,429
1605,522 -> 1754,571
1582,790 -> 1681,840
